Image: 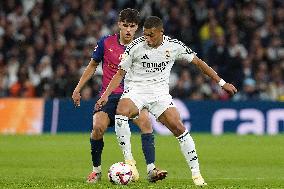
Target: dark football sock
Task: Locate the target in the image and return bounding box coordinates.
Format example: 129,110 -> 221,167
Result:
141,133 -> 155,165
90,138 -> 104,167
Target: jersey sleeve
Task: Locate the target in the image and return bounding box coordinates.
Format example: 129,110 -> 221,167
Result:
176,41 -> 196,63
119,44 -> 133,71
91,36 -> 107,62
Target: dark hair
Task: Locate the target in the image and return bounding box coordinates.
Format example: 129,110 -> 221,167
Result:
119,8 -> 140,24
144,16 -> 163,29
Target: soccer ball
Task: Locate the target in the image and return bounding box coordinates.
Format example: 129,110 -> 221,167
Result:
108,162 -> 132,185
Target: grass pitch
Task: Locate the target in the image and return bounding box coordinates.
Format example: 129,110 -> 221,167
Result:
0,133 -> 283,189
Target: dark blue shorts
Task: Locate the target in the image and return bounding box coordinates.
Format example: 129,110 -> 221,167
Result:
93,94 -> 122,127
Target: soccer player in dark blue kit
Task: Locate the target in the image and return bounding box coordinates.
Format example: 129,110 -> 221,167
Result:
72,9 -> 167,183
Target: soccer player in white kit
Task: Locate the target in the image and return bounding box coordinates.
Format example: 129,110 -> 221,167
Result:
96,16 -> 237,186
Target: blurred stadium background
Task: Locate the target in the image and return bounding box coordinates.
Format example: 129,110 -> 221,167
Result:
0,0 -> 283,100
0,0 -> 283,188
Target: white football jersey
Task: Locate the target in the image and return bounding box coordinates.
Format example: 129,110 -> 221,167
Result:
120,35 -> 196,94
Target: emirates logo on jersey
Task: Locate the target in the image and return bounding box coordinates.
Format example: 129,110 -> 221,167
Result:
142,61 -> 170,73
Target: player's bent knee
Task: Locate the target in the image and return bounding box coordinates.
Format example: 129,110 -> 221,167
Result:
139,125 -> 153,134
137,121 -> 153,133
116,106 -> 130,117
92,125 -> 106,138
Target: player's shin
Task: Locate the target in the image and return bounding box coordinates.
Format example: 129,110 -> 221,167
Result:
141,133 -> 156,172
115,115 -> 139,181
142,133 -> 168,182
87,137 -> 104,183
176,130 -> 200,177
115,115 -> 133,160
90,137 -> 104,172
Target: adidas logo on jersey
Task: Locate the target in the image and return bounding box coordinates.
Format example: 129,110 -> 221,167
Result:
141,54 -> 149,60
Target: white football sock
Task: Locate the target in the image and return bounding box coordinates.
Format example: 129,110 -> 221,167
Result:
177,130 -> 200,177
115,115 -> 134,161
147,163 -> 156,173
92,165 -> 101,173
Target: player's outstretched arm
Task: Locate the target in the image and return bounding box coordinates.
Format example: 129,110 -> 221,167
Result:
191,55 -> 238,95
72,59 -> 99,107
95,68 -> 126,110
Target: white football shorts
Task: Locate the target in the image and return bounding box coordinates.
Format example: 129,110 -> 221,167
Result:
121,89 -> 175,119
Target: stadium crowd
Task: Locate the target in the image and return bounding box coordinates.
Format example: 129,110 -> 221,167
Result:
0,0 -> 283,101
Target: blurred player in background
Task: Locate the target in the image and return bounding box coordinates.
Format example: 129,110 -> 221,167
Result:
72,9 -> 167,183
96,16 -> 237,186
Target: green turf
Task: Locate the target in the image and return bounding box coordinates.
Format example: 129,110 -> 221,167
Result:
0,133 -> 283,189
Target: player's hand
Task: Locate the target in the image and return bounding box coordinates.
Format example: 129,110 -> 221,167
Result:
72,89 -> 81,107
222,83 -> 238,96
95,95 -> 108,110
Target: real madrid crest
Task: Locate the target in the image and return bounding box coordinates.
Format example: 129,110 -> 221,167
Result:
165,50 -> 170,59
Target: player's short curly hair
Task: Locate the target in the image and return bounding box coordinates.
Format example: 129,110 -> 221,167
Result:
144,16 -> 163,29
119,8 -> 140,24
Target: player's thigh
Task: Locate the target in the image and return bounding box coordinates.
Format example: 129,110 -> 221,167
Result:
158,107 -> 185,136
116,98 -> 139,118
93,111 -> 110,134
133,109 -> 153,133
